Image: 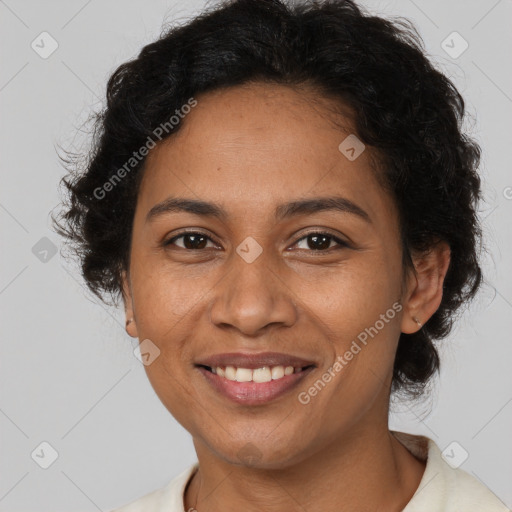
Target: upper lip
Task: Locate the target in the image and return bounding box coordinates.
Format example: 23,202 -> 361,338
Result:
195,351 -> 317,370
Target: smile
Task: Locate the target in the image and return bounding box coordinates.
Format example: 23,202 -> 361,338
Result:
204,364 -> 312,382
196,364 -> 315,405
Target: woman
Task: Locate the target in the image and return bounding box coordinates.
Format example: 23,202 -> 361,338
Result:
54,0 -> 509,510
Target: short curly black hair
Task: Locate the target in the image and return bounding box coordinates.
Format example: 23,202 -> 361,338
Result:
53,0 -> 483,398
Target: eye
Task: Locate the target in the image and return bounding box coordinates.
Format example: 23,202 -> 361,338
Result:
292,231 -> 349,252
163,232 -> 218,250
163,230 -> 349,252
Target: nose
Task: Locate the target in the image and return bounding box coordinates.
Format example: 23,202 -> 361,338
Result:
208,251 -> 298,336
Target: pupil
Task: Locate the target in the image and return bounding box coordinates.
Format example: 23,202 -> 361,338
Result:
184,234 -> 207,249
308,234 -> 330,250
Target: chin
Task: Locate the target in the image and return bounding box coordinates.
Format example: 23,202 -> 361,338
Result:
207,434 -> 311,470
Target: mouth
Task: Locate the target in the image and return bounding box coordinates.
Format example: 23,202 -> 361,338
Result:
197,363 -> 315,381
195,363 -> 316,405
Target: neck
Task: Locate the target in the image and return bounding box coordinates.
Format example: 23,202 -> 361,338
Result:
184,426 -> 426,512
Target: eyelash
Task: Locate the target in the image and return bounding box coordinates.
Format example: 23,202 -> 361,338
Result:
162,230 -> 349,252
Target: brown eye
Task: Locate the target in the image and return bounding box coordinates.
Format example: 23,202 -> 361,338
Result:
164,232 -> 216,250
294,232 -> 348,251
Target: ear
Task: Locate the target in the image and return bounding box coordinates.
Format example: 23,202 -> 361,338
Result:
401,241 -> 451,334
121,269 -> 139,338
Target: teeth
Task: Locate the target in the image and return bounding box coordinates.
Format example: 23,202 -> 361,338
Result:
225,365 -> 236,380
253,367 -> 272,383
212,365 -> 304,382
271,366 -> 284,379
235,367 -> 253,382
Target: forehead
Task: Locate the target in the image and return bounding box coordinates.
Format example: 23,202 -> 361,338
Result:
137,82 -> 390,222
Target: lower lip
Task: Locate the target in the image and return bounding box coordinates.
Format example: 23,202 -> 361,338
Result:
196,366 -> 315,405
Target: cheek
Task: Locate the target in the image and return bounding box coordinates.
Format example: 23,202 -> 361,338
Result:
295,254 -> 402,391
143,360 -> 205,434
294,252 -> 401,335
131,261 -> 209,332
129,262 -> 207,397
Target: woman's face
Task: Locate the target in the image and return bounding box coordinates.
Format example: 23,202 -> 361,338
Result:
123,82 -> 418,468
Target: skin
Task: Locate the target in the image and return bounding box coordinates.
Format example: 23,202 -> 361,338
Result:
121,81 -> 451,511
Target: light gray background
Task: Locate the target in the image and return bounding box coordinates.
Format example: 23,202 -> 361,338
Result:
1,0 -> 511,510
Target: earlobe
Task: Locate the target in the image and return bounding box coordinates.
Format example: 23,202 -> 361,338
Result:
401,241 -> 451,334
125,317 -> 137,337
121,269 -> 138,338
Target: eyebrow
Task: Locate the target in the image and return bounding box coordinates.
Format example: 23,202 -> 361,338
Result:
145,195 -> 371,224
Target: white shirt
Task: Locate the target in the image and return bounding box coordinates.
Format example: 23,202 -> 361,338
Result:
111,431 -> 510,511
